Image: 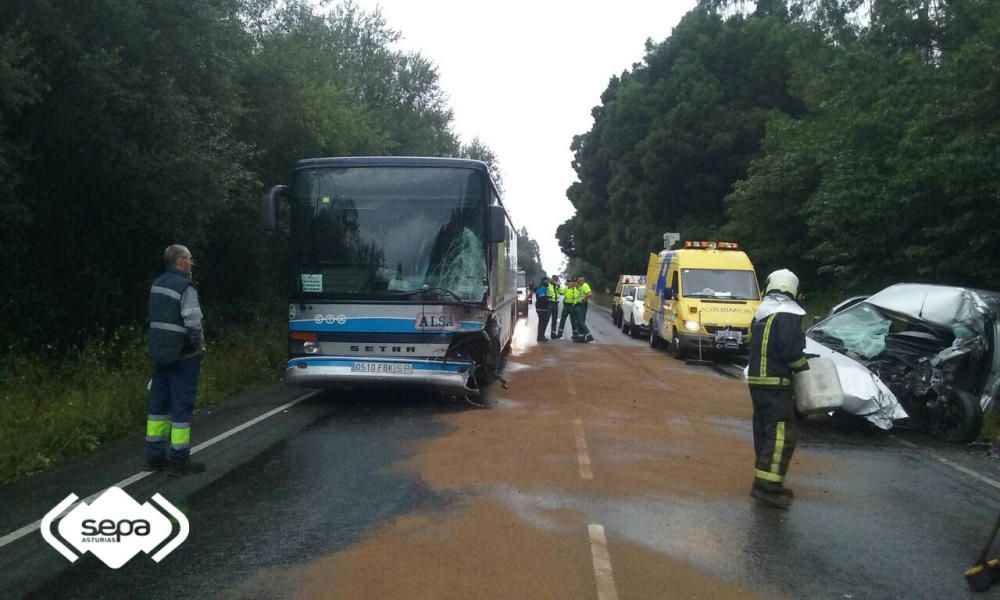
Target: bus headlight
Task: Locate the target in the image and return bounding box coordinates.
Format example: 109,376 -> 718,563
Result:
303,341 -> 320,354
683,320 -> 700,332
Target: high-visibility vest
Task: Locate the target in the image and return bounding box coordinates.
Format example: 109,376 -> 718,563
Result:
579,282 -> 592,301
564,287 -> 579,305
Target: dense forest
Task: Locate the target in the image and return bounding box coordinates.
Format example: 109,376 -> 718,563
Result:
0,0 -> 532,353
558,0 -> 1000,298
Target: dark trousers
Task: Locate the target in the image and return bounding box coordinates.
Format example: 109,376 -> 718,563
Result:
750,386 -> 797,488
146,354 -> 202,464
575,302 -> 591,337
536,307 -> 550,340
558,303 -> 575,335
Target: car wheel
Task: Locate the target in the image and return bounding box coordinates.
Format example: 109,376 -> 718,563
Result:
926,389 -> 983,443
629,315 -> 639,339
670,329 -> 687,360
621,315 -> 630,335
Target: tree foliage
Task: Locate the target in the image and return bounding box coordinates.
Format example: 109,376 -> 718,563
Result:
562,0 -> 1000,297
0,0 -> 478,350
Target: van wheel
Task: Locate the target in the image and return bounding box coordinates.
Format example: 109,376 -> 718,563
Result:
649,325 -> 662,349
670,329 -> 687,360
629,316 -> 639,338
621,316 -> 630,335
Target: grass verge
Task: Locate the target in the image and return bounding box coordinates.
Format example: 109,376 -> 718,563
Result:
0,319 -> 285,483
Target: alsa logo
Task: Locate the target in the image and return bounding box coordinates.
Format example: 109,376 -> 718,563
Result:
42,487 -> 188,569
699,307 -> 752,313
416,313 -> 456,329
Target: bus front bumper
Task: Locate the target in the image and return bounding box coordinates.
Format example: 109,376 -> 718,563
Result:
285,357 -> 478,395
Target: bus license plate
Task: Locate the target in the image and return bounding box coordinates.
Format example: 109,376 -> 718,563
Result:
351,362 -> 413,375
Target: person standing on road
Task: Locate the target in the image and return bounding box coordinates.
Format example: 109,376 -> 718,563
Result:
548,276 -> 561,339
534,277 -> 552,342
556,278 -> 578,339
747,269 -> 809,508
145,244 -> 207,476
574,276 -> 594,343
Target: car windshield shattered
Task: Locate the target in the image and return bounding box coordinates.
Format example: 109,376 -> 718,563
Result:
681,269 -> 759,300
805,284 -> 1000,442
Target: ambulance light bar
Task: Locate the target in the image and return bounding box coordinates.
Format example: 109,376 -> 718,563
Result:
683,241 -> 740,250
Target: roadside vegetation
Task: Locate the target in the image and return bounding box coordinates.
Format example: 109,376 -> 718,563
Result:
0,0 -> 550,480
558,0 -> 1000,298
0,319 -> 285,482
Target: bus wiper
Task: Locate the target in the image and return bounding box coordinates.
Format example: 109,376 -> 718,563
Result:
388,286 -> 479,306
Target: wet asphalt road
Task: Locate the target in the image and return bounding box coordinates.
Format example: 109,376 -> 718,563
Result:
2,304 -> 1000,599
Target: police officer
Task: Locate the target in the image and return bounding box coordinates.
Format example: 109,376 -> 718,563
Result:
145,244 -> 207,476
556,278 -> 577,339
548,276 -> 561,339
574,276 -> 594,343
747,269 -> 809,508
534,276 -> 551,342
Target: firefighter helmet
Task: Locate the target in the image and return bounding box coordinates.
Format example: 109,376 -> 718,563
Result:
765,269 -> 799,298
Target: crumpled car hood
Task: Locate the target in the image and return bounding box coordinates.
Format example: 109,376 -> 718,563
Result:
803,338 -> 907,429
805,283 -> 1000,430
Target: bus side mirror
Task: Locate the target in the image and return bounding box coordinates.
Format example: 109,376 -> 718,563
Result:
261,185 -> 289,231
668,288 -> 678,300
488,205 -> 507,244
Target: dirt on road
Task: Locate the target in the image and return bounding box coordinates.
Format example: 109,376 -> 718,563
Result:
230,315 -> 847,600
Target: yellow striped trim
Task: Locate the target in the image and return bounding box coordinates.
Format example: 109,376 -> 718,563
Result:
755,469 -> 784,483
770,422 -> 786,475
759,314 -> 776,376
789,356 -> 808,369
146,421 -> 170,437
747,376 -> 791,386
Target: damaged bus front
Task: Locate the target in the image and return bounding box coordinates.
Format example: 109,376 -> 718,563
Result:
262,157 -> 517,396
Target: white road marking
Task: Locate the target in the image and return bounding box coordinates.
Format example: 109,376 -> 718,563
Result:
588,524 -> 620,600
574,418 -> 594,480
0,390 -> 318,550
895,437 -> 1000,491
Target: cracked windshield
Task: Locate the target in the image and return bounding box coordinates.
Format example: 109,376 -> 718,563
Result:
294,167 -> 487,302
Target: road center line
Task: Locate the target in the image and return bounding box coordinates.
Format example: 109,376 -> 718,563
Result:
895,437 -> 1000,491
0,390 -> 318,550
573,418 -> 594,480
588,524 -> 620,600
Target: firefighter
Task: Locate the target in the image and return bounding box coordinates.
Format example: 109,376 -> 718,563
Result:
747,269 -> 809,508
534,276 -> 551,342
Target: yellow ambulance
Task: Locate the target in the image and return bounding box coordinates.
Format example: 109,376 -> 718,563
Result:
643,241 -> 761,359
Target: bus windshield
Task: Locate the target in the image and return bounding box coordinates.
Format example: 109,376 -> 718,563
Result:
681,269 -> 759,300
291,167 -> 488,302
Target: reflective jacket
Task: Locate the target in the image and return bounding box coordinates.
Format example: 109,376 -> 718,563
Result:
747,295 -> 808,387
148,268 -> 200,364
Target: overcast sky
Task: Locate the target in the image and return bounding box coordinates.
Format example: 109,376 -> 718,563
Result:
348,0 -> 697,274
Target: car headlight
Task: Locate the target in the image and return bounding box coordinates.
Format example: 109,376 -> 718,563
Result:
684,320 -> 700,332
303,340 -> 320,354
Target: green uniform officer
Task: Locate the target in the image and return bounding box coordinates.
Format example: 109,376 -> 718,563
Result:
556,280 -> 577,339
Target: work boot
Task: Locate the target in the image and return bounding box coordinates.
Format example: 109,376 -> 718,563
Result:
751,484 -> 791,509
167,459 -> 207,477
585,334 -> 594,343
